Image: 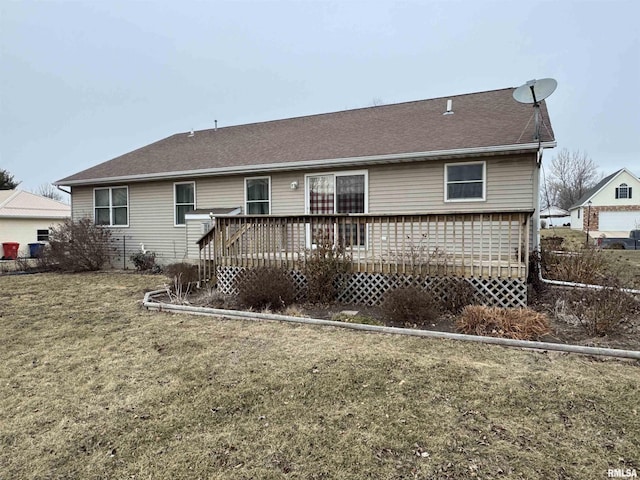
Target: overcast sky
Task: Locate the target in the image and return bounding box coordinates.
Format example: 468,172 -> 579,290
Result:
1,0 -> 639,193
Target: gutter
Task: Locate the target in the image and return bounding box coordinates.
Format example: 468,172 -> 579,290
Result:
142,290 -> 640,360
56,141 -> 557,186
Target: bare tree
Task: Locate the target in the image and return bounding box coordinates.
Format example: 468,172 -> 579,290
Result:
34,183 -> 66,202
543,149 -> 600,210
0,169 -> 19,190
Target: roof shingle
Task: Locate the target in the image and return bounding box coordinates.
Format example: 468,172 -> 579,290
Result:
56,87 -> 555,185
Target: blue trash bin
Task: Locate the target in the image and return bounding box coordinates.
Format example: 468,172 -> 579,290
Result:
28,243 -> 44,258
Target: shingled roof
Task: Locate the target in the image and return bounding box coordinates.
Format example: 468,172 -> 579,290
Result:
56,87 -> 555,186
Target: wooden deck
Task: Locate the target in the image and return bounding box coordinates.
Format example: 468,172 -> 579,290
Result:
198,211 -> 532,283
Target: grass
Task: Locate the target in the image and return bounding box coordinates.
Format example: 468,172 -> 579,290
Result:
1,272 -> 639,479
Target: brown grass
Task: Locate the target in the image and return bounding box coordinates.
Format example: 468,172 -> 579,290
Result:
456,305 -> 551,340
1,272 -> 639,479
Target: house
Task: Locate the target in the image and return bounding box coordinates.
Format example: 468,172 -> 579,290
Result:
55,86 -> 556,306
569,168 -> 640,234
540,206 -> 570,228
0,190 -> 71,258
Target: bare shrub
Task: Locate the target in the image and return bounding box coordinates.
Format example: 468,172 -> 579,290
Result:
38,218 -> 114,272
303,242 -> 351,303
165,275 -> 193,304
129,251 -> 157,272
456,305 -> 551,340
433,277 -> 477,314
541,246 -> 607,285
381,286 -> 440,327
562,286 -> 639,336
540,236 -> 564,251
165,263 -> 198,288
235,267 -> 296,311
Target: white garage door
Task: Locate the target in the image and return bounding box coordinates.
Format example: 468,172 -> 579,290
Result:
599,211 -> 640,231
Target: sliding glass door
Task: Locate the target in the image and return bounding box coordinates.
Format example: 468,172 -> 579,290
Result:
306,172 -> 367,247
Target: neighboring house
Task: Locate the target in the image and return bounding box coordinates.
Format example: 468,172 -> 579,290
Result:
540,206 -> 570,227
56,86 -> 556,306
569,169 -> 640,234
0,190 -> 71,258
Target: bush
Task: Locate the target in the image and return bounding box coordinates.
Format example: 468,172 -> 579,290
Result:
433,277 -> 477,314
38,218 -> 115,272
456,305 -> 550,340
562,285 -> 639,336
303,242 -> 351,303
235,267 -> 296,311
129,251 -> 157,272
541,245 -> 607,285
381,286 -> 440,327
165,263 -> 199,288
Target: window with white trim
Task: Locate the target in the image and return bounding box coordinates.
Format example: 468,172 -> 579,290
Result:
445,162 -> 485,201
616,183 -> 632,199
94,186 -> 129,226
245,177 -> 271,214
175,182 -> 195,225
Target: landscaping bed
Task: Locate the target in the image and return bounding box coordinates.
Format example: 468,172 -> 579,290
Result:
161,281 -> 640,353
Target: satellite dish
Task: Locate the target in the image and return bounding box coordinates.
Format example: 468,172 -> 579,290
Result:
513,78 -> 557,104
513,78 -> 557,144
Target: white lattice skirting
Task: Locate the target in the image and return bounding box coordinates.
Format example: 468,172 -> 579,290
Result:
216,267 -> 527,308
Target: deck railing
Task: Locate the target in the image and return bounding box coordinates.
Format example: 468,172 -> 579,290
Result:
198,211 -> 532,283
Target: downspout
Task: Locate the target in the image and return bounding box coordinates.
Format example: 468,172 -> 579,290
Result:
538,269 -> 640,295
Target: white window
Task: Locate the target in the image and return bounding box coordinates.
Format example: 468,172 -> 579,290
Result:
445,162 -> 486,201
616,183 -> 632,199
245,177 -> 271,214
175,182 -> 195,226
94,186 -> 129,226
37,229 -> 49,242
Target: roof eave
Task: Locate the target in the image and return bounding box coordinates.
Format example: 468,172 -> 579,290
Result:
56,141 -> 557,187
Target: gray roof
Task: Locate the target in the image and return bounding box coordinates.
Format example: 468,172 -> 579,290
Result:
56,87 -> 555,186
569,169 -> 623,209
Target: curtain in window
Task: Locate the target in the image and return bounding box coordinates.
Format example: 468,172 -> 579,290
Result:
336,175 -> 365,213
308,175 -> 334,244
309,175 -> 334,214
336,175 -> 365,246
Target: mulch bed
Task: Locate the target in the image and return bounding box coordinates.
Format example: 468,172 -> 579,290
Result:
160,285 -> 640,353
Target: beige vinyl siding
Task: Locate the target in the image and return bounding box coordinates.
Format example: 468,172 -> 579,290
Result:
369,154 -> 536,213
70,154 -> 538,265
73,183 -> 193,265
186,218 -> 211,259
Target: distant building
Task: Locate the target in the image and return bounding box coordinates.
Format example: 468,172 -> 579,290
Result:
0,190 -> 70,258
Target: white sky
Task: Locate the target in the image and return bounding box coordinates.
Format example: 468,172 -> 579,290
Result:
1,0 -> 639,192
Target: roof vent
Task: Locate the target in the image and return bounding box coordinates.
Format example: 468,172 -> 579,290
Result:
188,128 -> 194,137
214,120 -> 218,131
443,99 -> 454,115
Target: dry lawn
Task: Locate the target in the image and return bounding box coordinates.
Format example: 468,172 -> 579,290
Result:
1,272 -> 639,479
